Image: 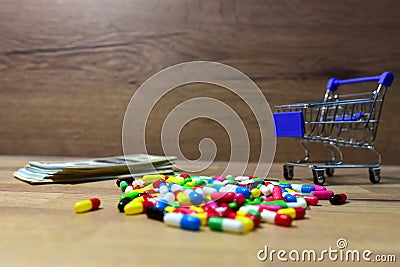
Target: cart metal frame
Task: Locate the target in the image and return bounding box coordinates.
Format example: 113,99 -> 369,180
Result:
273,72 -> 394,185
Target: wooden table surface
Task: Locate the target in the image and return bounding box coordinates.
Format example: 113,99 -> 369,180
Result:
0,156 -> 399,267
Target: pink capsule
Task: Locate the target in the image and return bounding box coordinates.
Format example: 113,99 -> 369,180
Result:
272,186 -> 283,200
213,175 -> 226,181
211,192 -> 235,203
311,190 -> 334,200
313,184 -> 326,191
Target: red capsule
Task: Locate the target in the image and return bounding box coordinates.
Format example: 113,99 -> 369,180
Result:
152,179 -> 166,188
275,214 -> 293,227
174,207 -> 197,214
303,196 -> 319,206
233,193 -> 246,206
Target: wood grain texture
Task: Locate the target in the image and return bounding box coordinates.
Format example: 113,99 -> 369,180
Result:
0,0 -> 400,164
0,156 -> 399,267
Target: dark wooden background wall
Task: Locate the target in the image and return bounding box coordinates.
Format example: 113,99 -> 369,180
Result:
1,0 -> 400,165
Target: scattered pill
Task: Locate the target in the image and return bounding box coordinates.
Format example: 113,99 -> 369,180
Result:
74,198 -> 101,213
112,174 -> 345,234
329,193 -> 348,205
164,212 -> 201,231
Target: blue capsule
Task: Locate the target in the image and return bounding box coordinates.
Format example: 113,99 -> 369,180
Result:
154,200 -> 169,210
163,213 -> 201,231
235,186 -> 251,198
184,189 -> 203,205
291,184 -> 315,193
283,193 -> 297,202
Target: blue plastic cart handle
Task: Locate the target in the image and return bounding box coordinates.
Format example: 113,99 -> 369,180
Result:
326,71 -> 394,91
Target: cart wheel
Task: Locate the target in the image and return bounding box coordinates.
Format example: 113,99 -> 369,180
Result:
326,168 -> 335,177
368,168 -> 381,184
283,165 -> 294,180
312,169 -> 325,185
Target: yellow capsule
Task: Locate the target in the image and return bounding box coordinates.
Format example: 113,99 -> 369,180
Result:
251,188 -> 261,198
132,196 -> 145,203
166,176 -> 184,184
176,192 -> 190,206
285,188 -> 296,193
236,210 -> 247,217
192,213 -> 208,226
142,184 -> 154,191
185,181 -> 195,187
129,188 -> 145,194
124,201 -> 145,215
235,215 -> 254,233
142,174 -> 165,183
164,206 -> 176,212
74,198 -> 101,213
277,208 -> 296,219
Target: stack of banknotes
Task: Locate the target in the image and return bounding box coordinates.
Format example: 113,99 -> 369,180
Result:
14,154 -> 176,184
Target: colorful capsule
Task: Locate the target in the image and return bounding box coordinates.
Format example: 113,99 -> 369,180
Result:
234,215 -> 254,232
146,206 -> 166,221
329,193 -> 347,205
291,184 -> 315,193
254,204 -> 283,212
211,192 -> 236,203
163,212 -> 201,231
152,178 -> 166,188
124,200 -> 154,215
272,186 -> 283,200
261,198 -> 307,209
251,188 -> 261,198
259,183 -> 274,196
74,198 -> 101,213
119,191 -> 140,202
311,190 -> 334,200
184,189 -> 203,206
191,212 -> 208,226
208,217 -> 244,233
120,181 -> 129,192
313,184 -> 326,191
116,177 -> 134,187
118,198 -> 132,212
277,207 -> 306,219
283,192 -> 297,202
260,210 -> 292,227
174,190 -> 191,206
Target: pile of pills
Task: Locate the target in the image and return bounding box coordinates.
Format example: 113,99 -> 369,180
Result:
110,174 -> 347,233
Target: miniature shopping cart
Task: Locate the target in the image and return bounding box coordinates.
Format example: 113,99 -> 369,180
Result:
273,72 -> 394,185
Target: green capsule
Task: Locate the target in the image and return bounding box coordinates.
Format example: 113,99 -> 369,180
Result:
208,217 -> 244,233
119,191 -> 140,201
183,178 -> 192,184
171,202 -> 181,209
194,180 -> 206,186
228,202 -> 239,211
253,197 -> 263,204
120,181 -> 129,192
